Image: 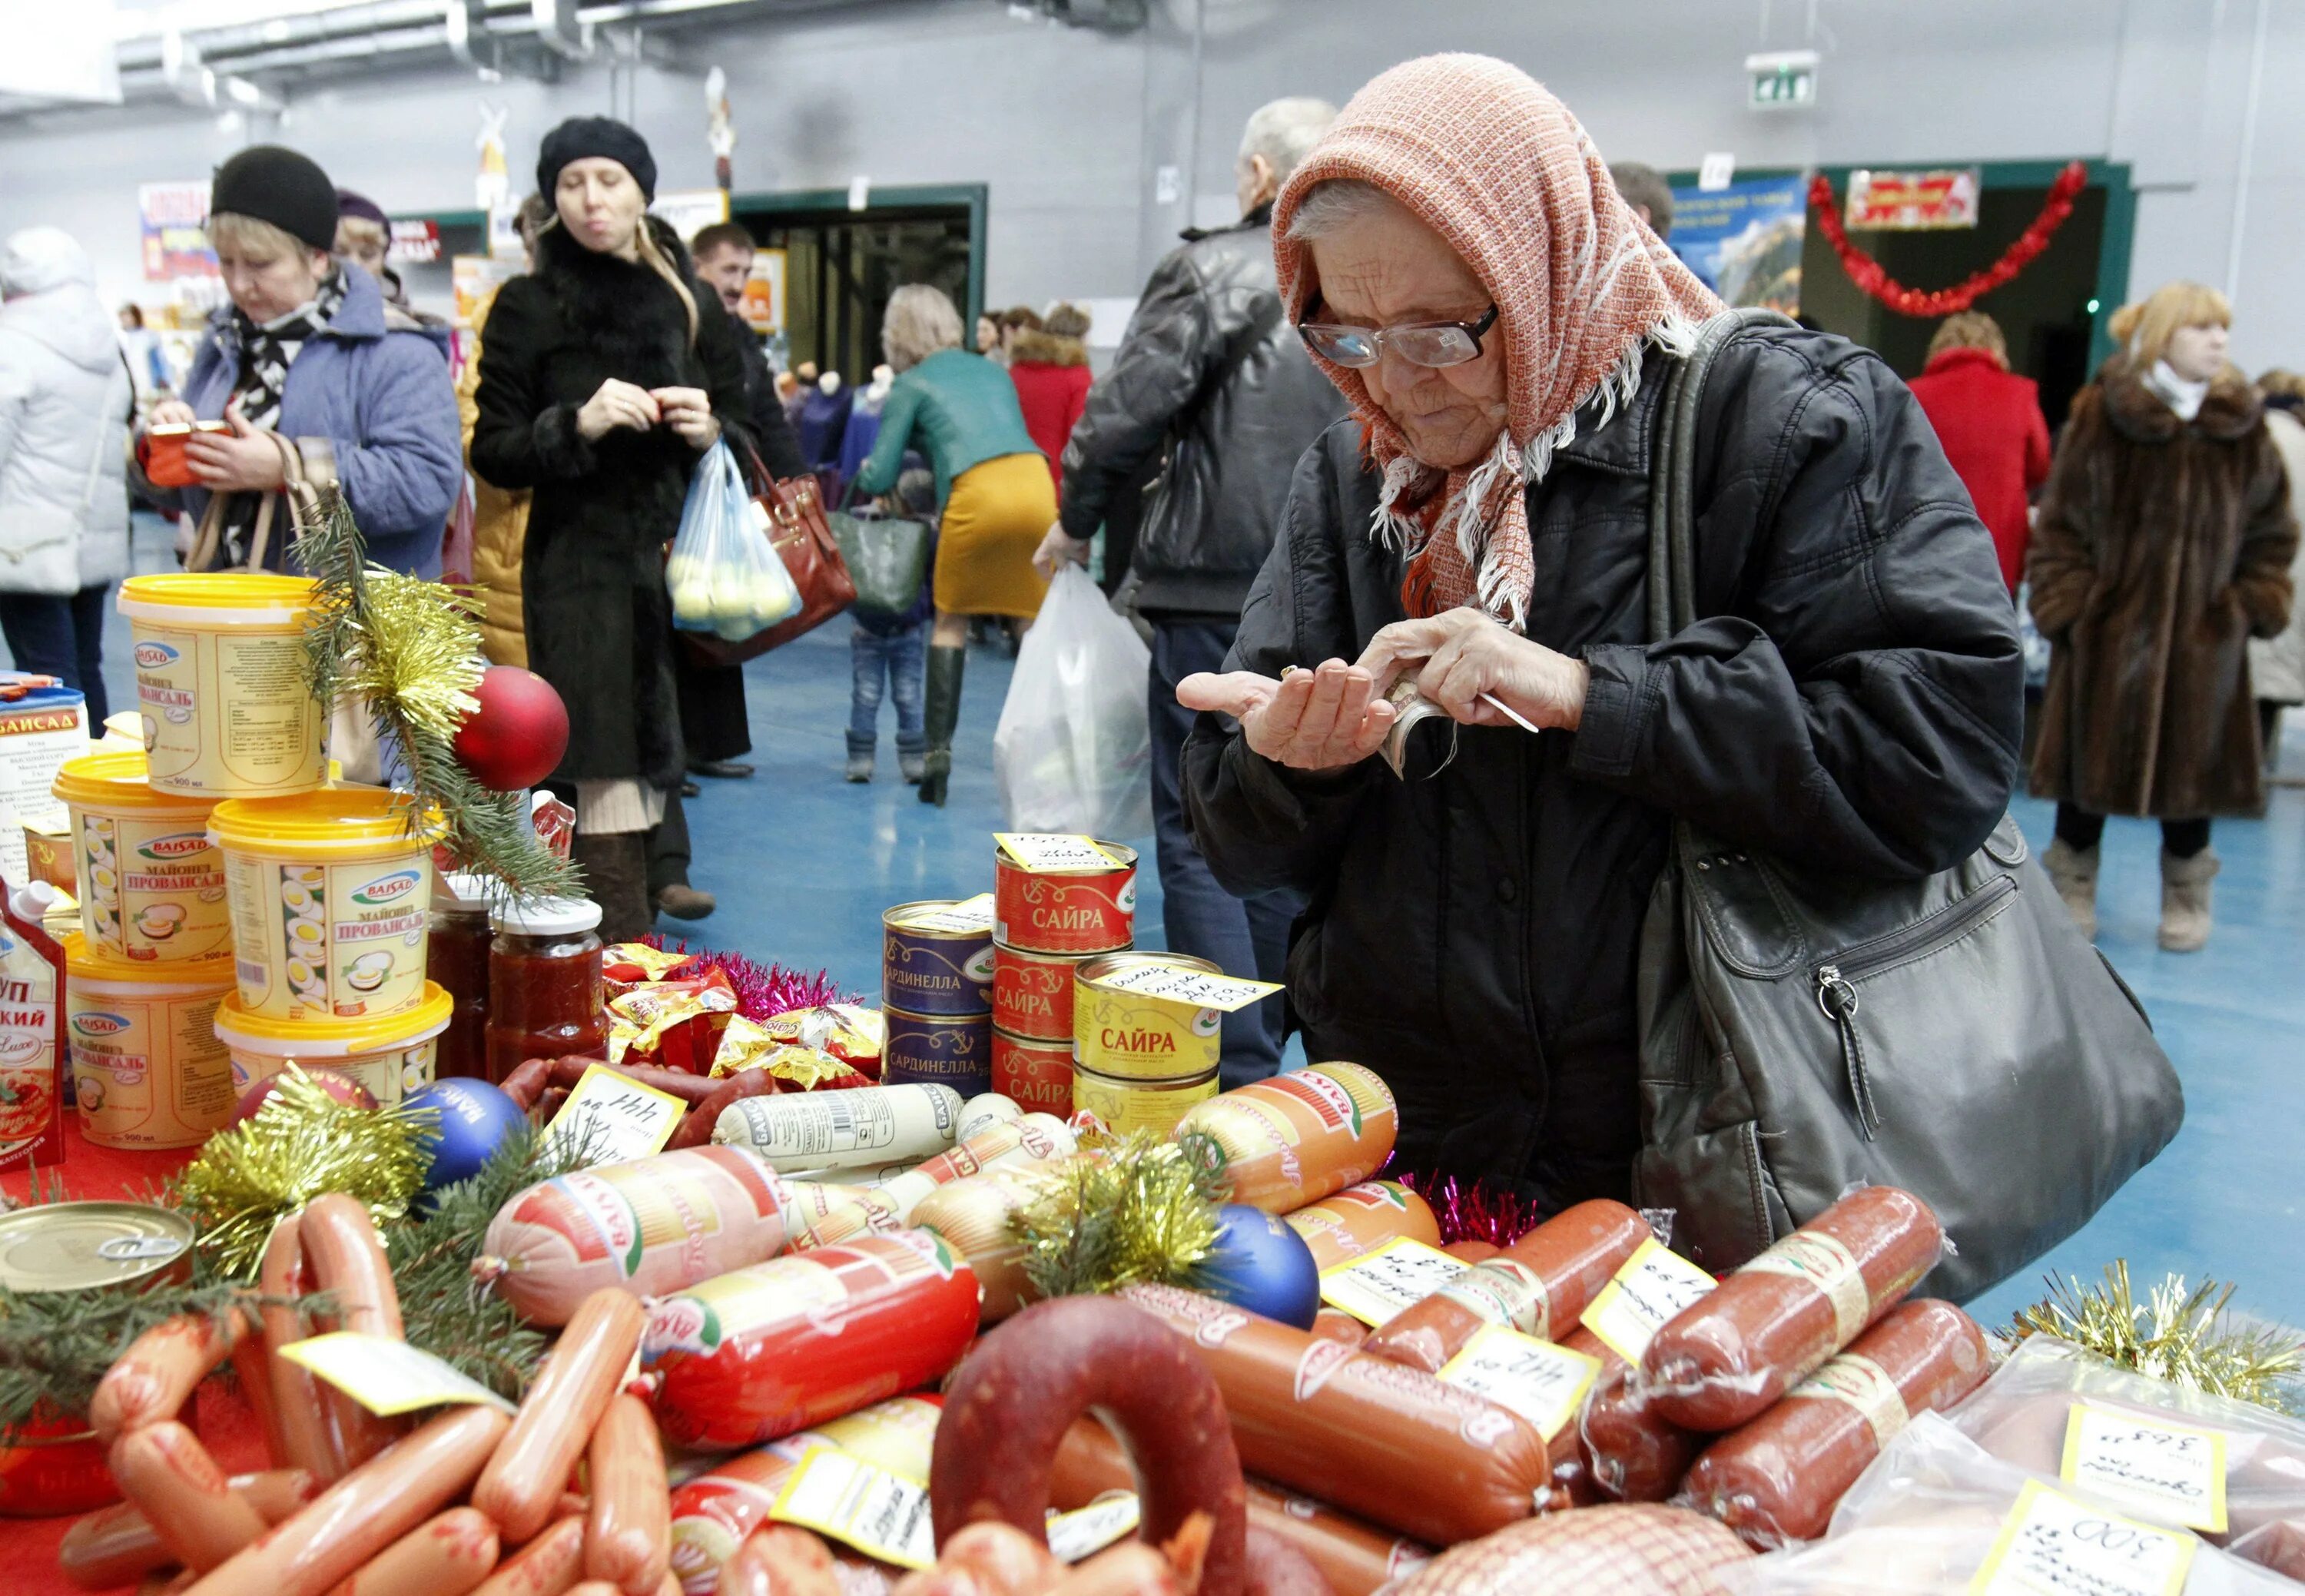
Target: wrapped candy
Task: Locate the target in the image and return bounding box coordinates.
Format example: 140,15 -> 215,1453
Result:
723,1003 -> 884,1078
605,942 -> 692,990
713,1019 -> 870,1090
609,968 -> 738,1071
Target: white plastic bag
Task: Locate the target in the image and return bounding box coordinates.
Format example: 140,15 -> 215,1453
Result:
993,565 -> 1153,839
665,441 -> 801,642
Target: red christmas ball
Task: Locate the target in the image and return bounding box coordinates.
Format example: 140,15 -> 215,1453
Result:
453,665 -> 570,791
232,1067 -> 376,1123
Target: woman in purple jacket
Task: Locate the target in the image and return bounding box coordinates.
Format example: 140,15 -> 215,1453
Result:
140,146 -> 460,577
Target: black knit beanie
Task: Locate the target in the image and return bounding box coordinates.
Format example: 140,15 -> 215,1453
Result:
210,146 -> 339,252
536,117 -> 657,204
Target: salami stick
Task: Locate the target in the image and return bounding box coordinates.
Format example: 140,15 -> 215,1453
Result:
109,1422 -> 269,1573
61,1470 -> 317,1591
665,1071 -> 778,1151
476,1289 -> 646,1544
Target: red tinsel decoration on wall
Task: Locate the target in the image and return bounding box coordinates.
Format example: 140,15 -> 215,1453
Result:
1809,161 -> 2090,317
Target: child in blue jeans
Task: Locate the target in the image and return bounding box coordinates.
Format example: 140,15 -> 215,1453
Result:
848,468 -> 937,784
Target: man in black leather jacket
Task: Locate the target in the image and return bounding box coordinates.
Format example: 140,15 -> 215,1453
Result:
1037,97 -> 1347,1087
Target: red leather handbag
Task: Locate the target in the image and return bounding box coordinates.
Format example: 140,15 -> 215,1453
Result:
680,450 -> 856,666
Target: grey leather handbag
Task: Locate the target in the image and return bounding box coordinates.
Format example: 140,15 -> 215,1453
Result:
1631,310 -> 2184,1301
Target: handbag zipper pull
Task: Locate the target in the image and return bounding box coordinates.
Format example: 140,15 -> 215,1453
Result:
1814,964 -> 1882,1140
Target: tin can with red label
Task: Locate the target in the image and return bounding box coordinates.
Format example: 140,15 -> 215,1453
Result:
992,1026 -> 1073,1114
991,944 -> 1086,1040
881,1004 -> 992,1102
993,842 -> 1136,956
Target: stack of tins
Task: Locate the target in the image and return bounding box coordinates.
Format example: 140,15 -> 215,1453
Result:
1071,952 -> 1230,1135
988,838 -> 1139,1115
881,897 -> 998,1100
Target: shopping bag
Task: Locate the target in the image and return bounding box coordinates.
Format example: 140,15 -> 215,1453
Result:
830,502 -> 931,623
665,440 -> 801,643
992,565 -> 1153,839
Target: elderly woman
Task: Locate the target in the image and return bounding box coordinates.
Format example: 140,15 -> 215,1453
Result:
853,284 -> 1054,805
1179,55 -> 2022,1200
142,146 -> 459,576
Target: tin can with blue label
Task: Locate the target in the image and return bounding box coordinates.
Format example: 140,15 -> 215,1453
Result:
881,1004 -> 993,1101
882,900 -> 997,1017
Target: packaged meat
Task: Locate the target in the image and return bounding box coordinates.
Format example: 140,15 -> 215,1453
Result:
875,1114 -> 1074,1225
1580,1359 -> 1703,1505
1643,1187 -> 1942,1432
326,1505 -> 499,1596
91,1309 -> 247,1442
1117,1282 -> 1554,1547
643,1232 -> 979,1449
780,1181 -> 900,1249
61,1470 -> 315,1591
711,1083 -> 963,1172
1172,1063 -> 1398,1213
1384,1503 -> 1750,1595
105,1422 -> 267,1573
476,1288 -> 647,1543
1282,1182 -> 1440,1272
476,1146 -> 795,1326
585,1393 -> 670,1594
910,1165 -> 1049,1322
467,1518 -> 585,1596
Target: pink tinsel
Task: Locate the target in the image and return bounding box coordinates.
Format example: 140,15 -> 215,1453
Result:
642,937 -> 850,1022
1397,1170 -> 1551,1248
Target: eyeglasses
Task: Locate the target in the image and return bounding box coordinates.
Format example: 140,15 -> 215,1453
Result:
1297,302 -> 1498,369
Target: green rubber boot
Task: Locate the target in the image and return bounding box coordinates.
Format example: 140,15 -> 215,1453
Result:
918,644 -> 965,808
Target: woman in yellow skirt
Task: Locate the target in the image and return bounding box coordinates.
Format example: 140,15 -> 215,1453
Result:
854,284 -> 1058,805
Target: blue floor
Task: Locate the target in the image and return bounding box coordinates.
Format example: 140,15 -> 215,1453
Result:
70,516 -> 2305,1330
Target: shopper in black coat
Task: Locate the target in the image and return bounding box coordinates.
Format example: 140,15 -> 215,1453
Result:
470,118 -> 752,940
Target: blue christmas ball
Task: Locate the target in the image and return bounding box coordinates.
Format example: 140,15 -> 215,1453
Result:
404,1079 -> 526,1194
1199,1203 -> 1322,1329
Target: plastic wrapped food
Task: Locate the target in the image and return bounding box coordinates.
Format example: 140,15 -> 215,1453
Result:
1171,1063 -> 1398,1213
1385,1503 -> 1750,1595
1283,1181 -> 1441,1272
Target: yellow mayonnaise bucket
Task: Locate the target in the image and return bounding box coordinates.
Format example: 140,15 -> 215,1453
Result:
215,980 -> 452,1108
64,936 -> 236,1150
51,751 -> 228,963
209,788 -> 445,1024
115,575 -> 326,798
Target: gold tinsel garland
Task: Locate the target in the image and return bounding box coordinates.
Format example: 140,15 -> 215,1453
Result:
1011,1133 -> 1225,1301
2013,1261 -> 2305,1415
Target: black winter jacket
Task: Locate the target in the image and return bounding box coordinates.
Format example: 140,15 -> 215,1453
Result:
1182,326 -> 2024,1204
469,220 -> 752,787
1060,207 -> 1345,616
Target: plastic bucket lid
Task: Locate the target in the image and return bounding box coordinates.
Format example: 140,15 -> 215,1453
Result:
208,788 -> 446,858
117,574 -> 318,630
62,934 -> 234,995
51,750 -> 218,816
214,980 -> 453,1057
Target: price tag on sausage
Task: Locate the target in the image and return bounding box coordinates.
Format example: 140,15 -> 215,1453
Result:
1046,1495 -> 1142,1562
277,1331 -> 518,1417
2060,1405 -> 2230,1533
1438,1324 -> 1603,1441
544,1062 -> 687,1165
1578,1236 -> 1718,1365
1972,1478 -> 2196,1596
1319,1236 -> 1469,1327
887,893 -> 997,934
1080,960 -> 1282,1011
996,833 -> 1125,871
770,1448 -> 937,1570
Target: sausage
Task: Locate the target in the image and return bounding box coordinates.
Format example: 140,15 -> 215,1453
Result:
110,1422 -> 270,1572
468,1517 -> 587,1596
1239,1528 -> 1330,1596
323,1506 -> 499,1596
478,1146 -> 797,1326
584,1393 -> 671,1594
505,1057 -> 726,1115
1172,1065 -> 1398,1213
2234,1520 -> 2305,1582
1282,1182 -> 1440,1273
644,1233 -> 978,1450
1441,1242 -> 1497,1265
933,1296 -> 1249,1596
718,1526 -> 844,1596
1308,1312 -> 1366,1350
227,1323 -> 290,1470
665,1070 -> 778,1151
1678,1299 -> 1992,1546
1364,1201 -> 1652,1373
300,1195 -> 409,1473
916,1521 -> 1063,1595
1578,1361 -> 1701,1504
181,1404 -> 511,1596
477,1288 -> 648,1544
257,1214 -> 348,1482
877,1117 -> 1075,1225
63,1469 -> 317,1590
91,1309 -> 248,1442
502,1057 -> 557,1112
1641,1186 -> 1943,1432
1381,1503 -> 1751,1594
912,1166 -> 1046,1322
1117,1283 -> 1554,1548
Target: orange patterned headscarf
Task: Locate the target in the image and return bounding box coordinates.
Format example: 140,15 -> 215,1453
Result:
1273,54 -> 1722,630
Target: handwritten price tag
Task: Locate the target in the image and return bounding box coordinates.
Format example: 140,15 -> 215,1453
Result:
1578,1236 -> 1717,1365
1438,1325 -> 1602,1442
278,1332 -> 516,1417
771,1450 -> 937,1571
1046,1495 -> 1141,1562
996,833 -> 1123,871
1972,1479 -> 2195,1596
889,893 -> 997,934
546,1062 -> 686,1165
1319,1237 -> 1468,1327
2061,1405 -> 2230,1534
1084,961 -> 1282,1012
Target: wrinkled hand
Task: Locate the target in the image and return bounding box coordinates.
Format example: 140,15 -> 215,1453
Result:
1355,609 -> 1587,731
576,378 -> 661,441
1033,522 -> 1089,581
1176,657 -> 1396,774
652,385 -> 719,450
147,399 -> 197,429
182,404 -> 286,493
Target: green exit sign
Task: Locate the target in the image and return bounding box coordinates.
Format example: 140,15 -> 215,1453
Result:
1746,50 -> 1819,111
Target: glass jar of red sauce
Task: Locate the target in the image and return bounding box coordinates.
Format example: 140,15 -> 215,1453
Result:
427,871 -> 494,1080
486,895 -> 606,1084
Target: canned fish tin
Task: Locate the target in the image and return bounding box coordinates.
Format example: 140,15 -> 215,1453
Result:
992,1027 -> 1073,1115
1073,952 -> 1223,1083
881,1004 -> 993,1101
882,898 -> 997,1017
1073,1062 -> 1219,1139
0,1201 -> 195,1294
993,835 -> 1137,956
992,943 -> 1086,1040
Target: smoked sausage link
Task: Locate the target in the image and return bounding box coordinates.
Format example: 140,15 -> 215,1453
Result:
1364,1200 -> 1650,1373
1678,1299 -> 1992,1546
1641,1186 -> 1943,1432
91,1309 -> 247,1442
323,1505 -> 500,1596
109,1422 -> 269,1572
181,1403 -> 510,1596
467,1516 -> 587,1596
477,1288 -> 648,1544
62,1468 -> 316,1589
584,1392 -> 672,1595
933,1296 -> 1249,1596
1117,1284 -> 1552,1548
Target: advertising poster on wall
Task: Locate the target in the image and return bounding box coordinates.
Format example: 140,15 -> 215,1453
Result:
1843,168 -> 1982,230
139,182 -> 216,280
1670,174 -> 1806,313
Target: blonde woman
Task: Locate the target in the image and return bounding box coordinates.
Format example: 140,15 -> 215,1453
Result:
2029,281 -> 2298,950
470,118 -> 752,939
853,284 -> 1055,805
1907,310 -> 2051,592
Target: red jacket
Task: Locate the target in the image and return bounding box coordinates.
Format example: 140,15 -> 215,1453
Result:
1907,347 -> 2052,590
1010,358 -> 1092,498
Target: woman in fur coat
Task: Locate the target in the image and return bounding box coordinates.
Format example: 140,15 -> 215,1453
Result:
470,118 -> 752,939
2029,280 -> 2298,951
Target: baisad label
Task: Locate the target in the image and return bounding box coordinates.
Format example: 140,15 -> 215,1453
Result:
223,854 -> 429,1021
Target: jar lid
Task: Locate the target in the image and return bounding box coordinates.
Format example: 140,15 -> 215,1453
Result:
214,980 -> 453,1054
61,931 -> 235,988
116,573 -> 317,615
0,1202 -> 194,1294
433,871 -> 499,911
51,749 -> 217,814
491,894 -> 602,935
209,788 -> 446,854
